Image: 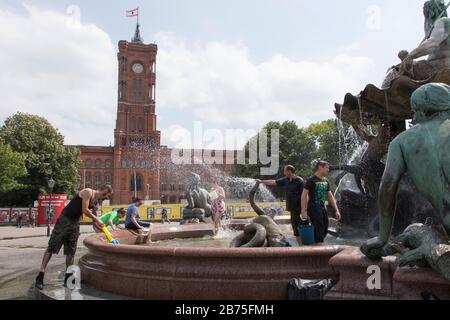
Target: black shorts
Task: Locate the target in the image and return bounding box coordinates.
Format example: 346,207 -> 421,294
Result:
47,215 -> 80,256
308,206 -> 329,243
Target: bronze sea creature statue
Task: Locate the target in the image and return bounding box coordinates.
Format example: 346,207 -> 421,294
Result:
230,182 -> 291,248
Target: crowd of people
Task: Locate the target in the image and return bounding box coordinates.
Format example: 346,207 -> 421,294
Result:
34,160 -> 340,290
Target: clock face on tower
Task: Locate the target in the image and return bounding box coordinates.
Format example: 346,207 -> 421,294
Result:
132,63 -> 144,74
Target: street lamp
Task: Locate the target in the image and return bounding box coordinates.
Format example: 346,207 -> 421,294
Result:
47,178 -> 55,237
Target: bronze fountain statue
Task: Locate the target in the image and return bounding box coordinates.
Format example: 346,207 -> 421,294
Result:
230,182 -> 291,248
182,173 -> 212,224
361,83 -> 450,280
333,0 -> 450,236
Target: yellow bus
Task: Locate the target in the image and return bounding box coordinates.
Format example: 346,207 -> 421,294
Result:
83,202 -> 289,223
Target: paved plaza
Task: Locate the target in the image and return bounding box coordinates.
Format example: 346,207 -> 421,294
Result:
0,226 -> 95,299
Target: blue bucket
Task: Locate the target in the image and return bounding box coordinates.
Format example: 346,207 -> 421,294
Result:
298,224 -> 315,246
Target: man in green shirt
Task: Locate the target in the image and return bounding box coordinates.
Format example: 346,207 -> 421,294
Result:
93,208 -> 126,233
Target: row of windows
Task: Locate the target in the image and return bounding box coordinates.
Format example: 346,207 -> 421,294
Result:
83,172 -> 112,189
119,81 -> 155,102
129,116 -> 145,132
85,159 -> 112,169
83,171 -> 208,195
121,160 -> 155,169
161,181 -> 185,192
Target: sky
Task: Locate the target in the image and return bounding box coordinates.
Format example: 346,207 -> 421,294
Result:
0,0 -> 429,149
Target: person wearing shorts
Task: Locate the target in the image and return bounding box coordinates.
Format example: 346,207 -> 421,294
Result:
301,161 -> 341,245
258,165 -> 305,245
35,185 -> 114,290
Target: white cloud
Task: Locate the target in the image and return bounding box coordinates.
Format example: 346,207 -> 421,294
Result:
156,32 -> 376,143
0,4 -> 116,146
0,4 -> 376,151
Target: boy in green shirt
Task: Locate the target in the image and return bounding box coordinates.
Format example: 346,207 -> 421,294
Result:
93,208 -> 126,233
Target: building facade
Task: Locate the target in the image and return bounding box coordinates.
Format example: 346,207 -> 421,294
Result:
70,26 -> 236,205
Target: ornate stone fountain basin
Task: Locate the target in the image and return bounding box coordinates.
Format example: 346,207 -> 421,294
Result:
77,224 -> 450,300
79,226 -> 343,300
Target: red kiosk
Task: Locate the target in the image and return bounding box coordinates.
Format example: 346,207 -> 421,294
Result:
37,194 -> 67,226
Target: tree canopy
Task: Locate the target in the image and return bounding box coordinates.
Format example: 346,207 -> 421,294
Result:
0,137 -> 27,194
232,119 -> 357,180
0,113 -> 81,206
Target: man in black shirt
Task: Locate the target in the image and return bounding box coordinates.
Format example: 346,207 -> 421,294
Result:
35,185 -> 113,290
258,165 -> 304,245
301,161 -> 341,245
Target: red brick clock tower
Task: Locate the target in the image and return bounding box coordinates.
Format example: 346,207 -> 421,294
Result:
113,24 -> 161,204
72,24 -> 236,206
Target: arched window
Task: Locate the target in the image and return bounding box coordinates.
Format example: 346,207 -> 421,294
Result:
130,117 -> 136,132
151,84 -> 156,101
104,173 -> 111,185
105,160 -> 112,169
95,159 -> 101,169
138,80 -> 143,98
170,177 -> 175,191
94,172 -> 101,190
131,174 -> 143,192
138,117 -> 144,132
85,172 -> 92,188
161,175 -> 167,192
133,79 -> 137,100
85,160 -> 92,169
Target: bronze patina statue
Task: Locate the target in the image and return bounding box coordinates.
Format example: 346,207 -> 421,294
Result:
182,173 -> 212,223
361,83 -> 450,280
230,182 -> 290,248
333,0 -> 450,235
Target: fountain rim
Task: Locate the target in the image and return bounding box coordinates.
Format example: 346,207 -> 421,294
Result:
83,233 -> 347,258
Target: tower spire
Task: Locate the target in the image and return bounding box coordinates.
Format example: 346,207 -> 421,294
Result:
127,7 -> 143,44
132,21 -> 143,44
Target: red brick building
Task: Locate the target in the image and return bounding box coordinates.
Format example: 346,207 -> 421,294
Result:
69,25 -> 236,205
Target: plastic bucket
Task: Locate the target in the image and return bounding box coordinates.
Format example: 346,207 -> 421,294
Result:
298,224 -> 315,246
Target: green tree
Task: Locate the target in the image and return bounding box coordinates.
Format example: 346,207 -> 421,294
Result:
0,113 -> 81,206
307,119 -> 363,166
232,119 -> 360,181
306,119 -> 341,165
0,137 -> 27,193
232,121 -> 316,180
